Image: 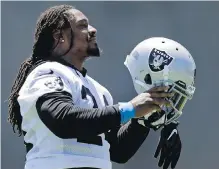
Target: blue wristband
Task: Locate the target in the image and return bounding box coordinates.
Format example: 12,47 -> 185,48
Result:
118,102 -> 136,124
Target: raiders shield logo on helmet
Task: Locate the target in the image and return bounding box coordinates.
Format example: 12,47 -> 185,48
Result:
149,48 -> 174,72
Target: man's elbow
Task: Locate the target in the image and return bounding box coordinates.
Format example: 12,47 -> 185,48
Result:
43,122 -> 74,139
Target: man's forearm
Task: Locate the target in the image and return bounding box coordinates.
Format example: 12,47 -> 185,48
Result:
36,91 -> 122,138
105,118 -> 150,163
36,91 -> 136,138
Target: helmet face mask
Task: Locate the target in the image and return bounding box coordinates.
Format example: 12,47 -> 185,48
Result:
125,37 -> 196,125
134,78 -> 195,125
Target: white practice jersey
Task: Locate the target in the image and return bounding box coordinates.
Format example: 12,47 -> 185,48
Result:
18,61 -> 114,169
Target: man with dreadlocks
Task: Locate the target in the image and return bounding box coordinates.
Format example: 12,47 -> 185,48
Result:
8,5 -> 174,169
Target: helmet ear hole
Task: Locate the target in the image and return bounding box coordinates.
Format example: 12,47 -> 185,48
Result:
144,74 -> 152,84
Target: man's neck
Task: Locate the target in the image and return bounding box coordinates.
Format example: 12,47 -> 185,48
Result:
62,54 -> 85,71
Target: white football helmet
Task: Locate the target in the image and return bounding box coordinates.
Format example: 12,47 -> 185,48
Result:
124,37 -> 196,125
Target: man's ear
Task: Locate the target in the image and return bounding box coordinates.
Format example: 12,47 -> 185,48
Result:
53,30 -> 62,41
52,31 -> 63,50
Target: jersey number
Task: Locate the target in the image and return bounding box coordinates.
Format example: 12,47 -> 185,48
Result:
81,85 -> 98,108
81,85 -> 109,108
79,85 -> 109,146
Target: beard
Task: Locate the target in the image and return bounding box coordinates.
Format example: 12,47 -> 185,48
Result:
87,42 -> 100,57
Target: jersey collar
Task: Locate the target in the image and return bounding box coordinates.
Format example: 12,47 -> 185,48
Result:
48,57 -> 87,77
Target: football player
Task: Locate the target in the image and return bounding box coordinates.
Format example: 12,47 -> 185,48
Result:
8,5 -> 172,169
124,37 -> 196,169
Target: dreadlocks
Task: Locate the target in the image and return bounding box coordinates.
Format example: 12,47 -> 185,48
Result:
8,4 -> 74,136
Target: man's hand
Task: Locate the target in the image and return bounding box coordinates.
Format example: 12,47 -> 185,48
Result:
154,122 -> 182,169
130,86 -> 173,118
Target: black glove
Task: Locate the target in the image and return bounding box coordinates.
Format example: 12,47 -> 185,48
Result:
154,122 -> 182,169
137,110 -> 166,131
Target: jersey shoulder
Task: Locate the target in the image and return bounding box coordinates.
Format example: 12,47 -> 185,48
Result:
19,61 -> 80,100
30,61 -> 79,80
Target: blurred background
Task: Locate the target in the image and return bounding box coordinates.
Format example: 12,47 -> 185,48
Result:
1,1 -> 219,169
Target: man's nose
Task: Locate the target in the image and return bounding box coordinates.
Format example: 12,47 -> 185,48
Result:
88,25 -> 97,37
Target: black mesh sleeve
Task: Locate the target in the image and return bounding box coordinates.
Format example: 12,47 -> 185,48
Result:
36,91 -> 121,138
105,119 -> 150,163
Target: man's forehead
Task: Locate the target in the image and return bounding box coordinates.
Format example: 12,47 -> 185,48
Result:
67,9 -> 88,22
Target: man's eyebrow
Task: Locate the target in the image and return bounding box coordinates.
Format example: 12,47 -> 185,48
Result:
77,19 -> 89,23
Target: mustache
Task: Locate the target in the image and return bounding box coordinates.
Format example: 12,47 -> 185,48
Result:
87,33 -> 96,42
